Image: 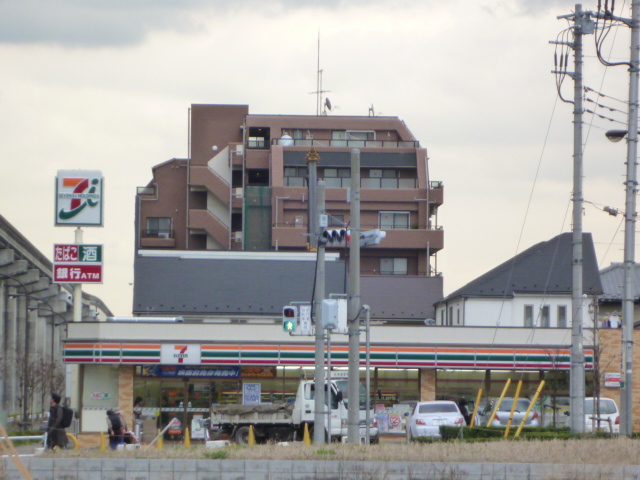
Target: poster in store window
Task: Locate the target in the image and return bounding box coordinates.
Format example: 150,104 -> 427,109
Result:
242,383 -> 261,405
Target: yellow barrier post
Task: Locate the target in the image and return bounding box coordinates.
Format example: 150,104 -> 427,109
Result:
99,431 -> 106,452
515,380 -> 545,438
157,429 -> 164,450
66,433 -> 80,450
184,428 -> 191,448
248,425 -> 255,445
470,389 -> 483,428
505,380 -> 523,437
303,423 -> 311,445
487,378 -> 511,427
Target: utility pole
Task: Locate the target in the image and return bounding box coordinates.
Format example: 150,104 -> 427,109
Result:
308,147 -> 326,444
621,0 -> 640,436
347,149 -> 361,443
553,3 -> 595,434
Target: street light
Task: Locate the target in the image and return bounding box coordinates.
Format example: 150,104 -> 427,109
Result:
605,126 -> 638,435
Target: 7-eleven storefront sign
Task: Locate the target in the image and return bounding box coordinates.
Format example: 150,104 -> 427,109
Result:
161,344 -> 202,365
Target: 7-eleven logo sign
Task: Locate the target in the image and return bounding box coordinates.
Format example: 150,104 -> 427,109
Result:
161,344 -> 201,365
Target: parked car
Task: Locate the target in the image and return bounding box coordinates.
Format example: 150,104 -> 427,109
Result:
481,397 -> 540,427
407,401 -> 465,440
584,397 -> 620,433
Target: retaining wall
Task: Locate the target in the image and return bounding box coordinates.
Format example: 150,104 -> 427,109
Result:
1,458 -> 640,480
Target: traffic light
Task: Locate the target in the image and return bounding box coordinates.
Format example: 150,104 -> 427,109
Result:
321,228 -> 350,245
359,229 -> 387,247
282,306 -> 298,332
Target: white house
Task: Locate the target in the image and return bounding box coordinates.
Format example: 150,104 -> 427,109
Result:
434,233 -> 603,328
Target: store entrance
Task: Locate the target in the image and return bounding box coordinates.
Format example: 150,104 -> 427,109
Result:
135,379 -> 215,442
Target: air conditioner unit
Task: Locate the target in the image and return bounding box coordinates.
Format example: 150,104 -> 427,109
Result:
234,188 -> 243,199
158,232 -> 170,239
234,232 -> 243,242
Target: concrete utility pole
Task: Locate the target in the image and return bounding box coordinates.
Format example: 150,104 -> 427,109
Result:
553,3 -> 594,434
308,147 -> 326,445
347,149 -> 361,443
569,4 -> 586,435
621,0 -> 640,436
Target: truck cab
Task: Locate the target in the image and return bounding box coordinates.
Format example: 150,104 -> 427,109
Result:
333,376 -> 380,443
293,380 -> 346,441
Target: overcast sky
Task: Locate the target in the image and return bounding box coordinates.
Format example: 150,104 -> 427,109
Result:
0,0 -> 634,316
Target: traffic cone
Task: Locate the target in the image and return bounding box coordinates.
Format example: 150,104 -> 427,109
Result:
157,429 -> 164,450
99,432 -> 106,452
303,423 -> 311,445
248,425 -> 255,445
184,428 -> 191,448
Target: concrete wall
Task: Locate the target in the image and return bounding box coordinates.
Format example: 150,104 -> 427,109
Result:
1,457 -> 637,480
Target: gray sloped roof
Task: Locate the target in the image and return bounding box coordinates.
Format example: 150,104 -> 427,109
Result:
133,255 -> 346,316
437,233 -> 603,304
599,262 -> 640,302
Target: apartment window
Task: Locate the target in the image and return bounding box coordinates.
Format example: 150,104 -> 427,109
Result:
284,167 -> 307,187
327,214 -> 344,227
380,212 -> 410,230
541,305 -> 550,328
247,127 -> 270,149
524,305 -> 534,327
321,168 -> 350,187
380,258 -> 408,275
362,169 -> 402,189
440,309 -> 445,325
448,307 -> 453,326
146,217 -> 171,238
557,305 -> 567,328
457,309 -> 461,325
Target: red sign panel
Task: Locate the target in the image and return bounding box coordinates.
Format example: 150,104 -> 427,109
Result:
54,264 -> 103,284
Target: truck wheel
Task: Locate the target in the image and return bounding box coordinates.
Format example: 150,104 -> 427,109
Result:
234,426 -> 251,445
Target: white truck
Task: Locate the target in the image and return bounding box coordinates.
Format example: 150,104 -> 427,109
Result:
333,373 -> 380,444
208,379 -> 347,444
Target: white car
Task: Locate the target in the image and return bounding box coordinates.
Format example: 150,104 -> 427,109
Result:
407,401 -> 465,439
584,397 -> 620,433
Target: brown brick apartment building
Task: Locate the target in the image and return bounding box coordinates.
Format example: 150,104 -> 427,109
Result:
133,105 -> 444,322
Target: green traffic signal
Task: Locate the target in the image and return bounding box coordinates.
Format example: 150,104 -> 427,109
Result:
283,319 -> 296,332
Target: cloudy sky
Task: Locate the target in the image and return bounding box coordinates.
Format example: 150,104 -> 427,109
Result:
0,0 -> 634,316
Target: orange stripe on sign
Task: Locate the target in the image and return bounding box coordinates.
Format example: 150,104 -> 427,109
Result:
62,178 -> 84,187
201,345 -> 241,351
280,346 -> 314,352
99,344 -> 122,349
242,345 -> 278,351
123,344 -> 161,350
65,343 -> 97,349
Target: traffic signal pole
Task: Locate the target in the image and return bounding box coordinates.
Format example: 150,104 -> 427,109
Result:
347,149 -> 361,443
308,147 -> 326,445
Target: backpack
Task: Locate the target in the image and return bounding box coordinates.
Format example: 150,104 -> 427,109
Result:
61,406 -> 74,429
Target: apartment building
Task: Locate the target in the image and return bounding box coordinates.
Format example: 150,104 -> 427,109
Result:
134,104 -> 444,322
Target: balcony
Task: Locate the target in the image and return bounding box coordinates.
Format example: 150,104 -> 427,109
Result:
140,230 -> 176,248
273,138 -> 420,148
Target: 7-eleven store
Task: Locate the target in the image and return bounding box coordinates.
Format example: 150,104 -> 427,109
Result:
63,321 -> 618,446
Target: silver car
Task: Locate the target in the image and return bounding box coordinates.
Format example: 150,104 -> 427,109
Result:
483,398 -> 540,427
407,401 -> 465,439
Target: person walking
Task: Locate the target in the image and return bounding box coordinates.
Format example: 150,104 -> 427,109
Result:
458,398 -> 472,426
47,393 -> 68,450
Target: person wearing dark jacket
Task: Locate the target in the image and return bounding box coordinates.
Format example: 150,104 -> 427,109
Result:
458,398 -> 472,426
47,393 -> 68,450
107,408 -> 125,449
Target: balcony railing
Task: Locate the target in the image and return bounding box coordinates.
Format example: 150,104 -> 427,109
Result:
284,177 -> 418,188
273,138 -> 420,148
141,229 -> 174,239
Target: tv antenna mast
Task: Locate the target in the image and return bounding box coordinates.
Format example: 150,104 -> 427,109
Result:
309,33 -> 331,115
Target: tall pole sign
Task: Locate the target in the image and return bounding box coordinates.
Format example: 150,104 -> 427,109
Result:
54,169 -> 104,412
55,170 -> 104,226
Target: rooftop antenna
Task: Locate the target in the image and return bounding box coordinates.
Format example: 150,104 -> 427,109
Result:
309,32 -> 330,115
